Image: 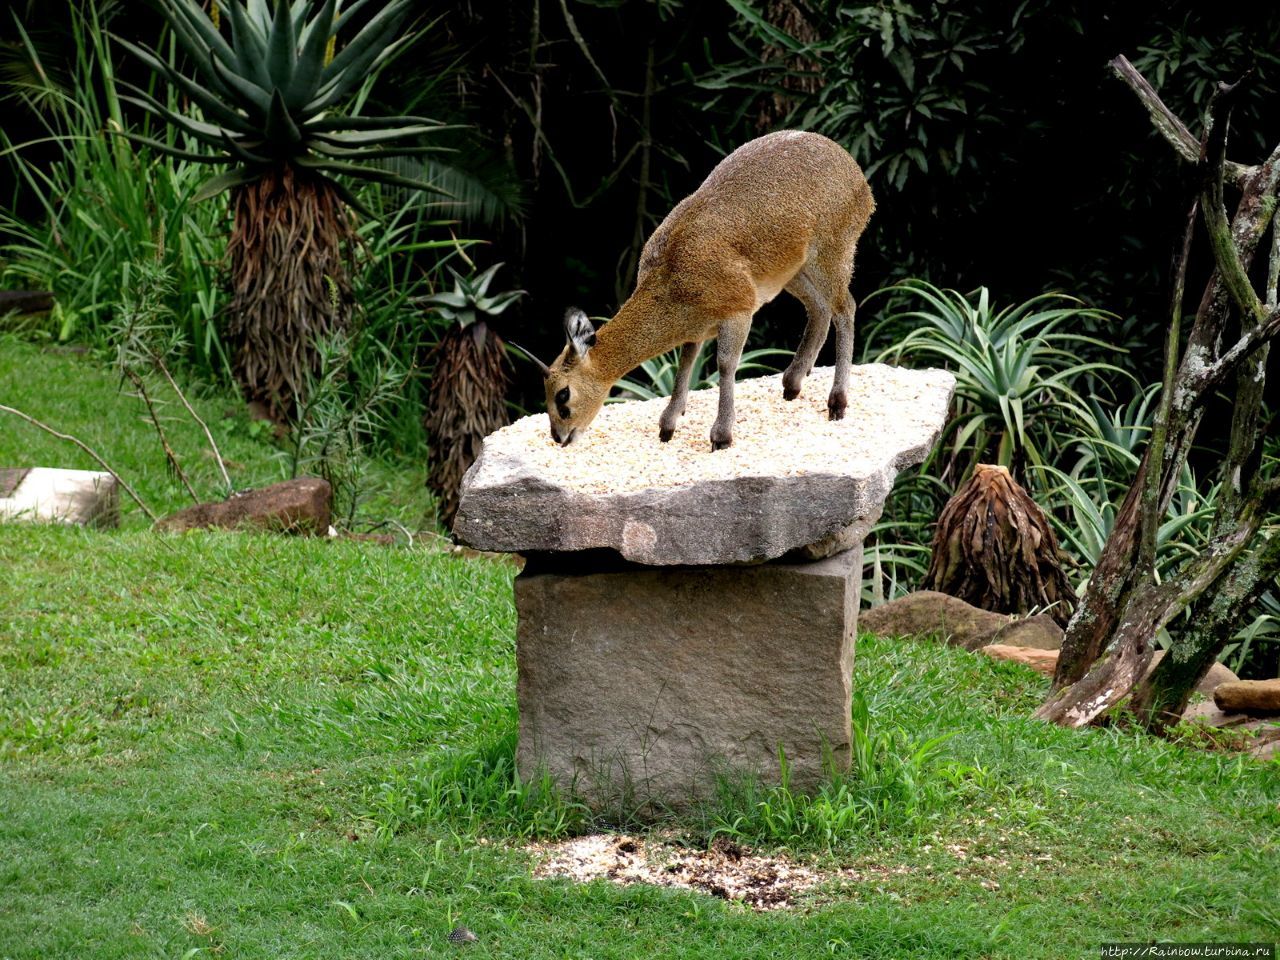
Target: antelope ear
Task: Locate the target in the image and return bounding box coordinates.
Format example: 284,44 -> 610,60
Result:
564,307 -> 597,357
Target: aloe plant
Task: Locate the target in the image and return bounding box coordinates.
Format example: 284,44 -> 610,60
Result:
868,280 -> 1131,479
117,0 -> 441,420
418,263 -> 525,529
417,263 -> 525,331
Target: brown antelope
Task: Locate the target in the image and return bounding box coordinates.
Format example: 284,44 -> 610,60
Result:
524,130 -> 875,450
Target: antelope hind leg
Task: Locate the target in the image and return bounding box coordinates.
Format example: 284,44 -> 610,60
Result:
827,294 -> 856,420
781,270 -> 832,401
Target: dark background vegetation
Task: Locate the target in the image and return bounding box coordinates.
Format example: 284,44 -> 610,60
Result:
5,0 -> 1278,388
424,0 -> 1280,396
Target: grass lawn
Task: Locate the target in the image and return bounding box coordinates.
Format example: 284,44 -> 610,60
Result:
1,339 -> 1278,958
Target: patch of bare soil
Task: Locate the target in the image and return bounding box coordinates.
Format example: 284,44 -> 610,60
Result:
527,834 -> 867,911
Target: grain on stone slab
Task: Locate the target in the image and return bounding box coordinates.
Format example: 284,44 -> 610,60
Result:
484,363 -> 953,495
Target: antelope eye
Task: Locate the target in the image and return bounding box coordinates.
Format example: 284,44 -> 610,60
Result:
555,388 -> 570,405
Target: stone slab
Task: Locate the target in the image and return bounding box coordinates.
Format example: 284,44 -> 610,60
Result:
514,547 -> 861,810
979,644 -> 1058,677
0,467 -> 119,527
990,614 -> 1064,651
455,364 -> 954,565
1214,679 -> 1280,716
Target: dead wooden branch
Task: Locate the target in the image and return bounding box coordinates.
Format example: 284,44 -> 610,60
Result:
1108,56 -> 1253,186
1040,58 -> 1280,728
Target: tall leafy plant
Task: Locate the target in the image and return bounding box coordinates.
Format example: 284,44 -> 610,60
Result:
0,4 -> 226,370
118,0 -> 443,420
867,280 -> 1126,481
418,263 -> 524,529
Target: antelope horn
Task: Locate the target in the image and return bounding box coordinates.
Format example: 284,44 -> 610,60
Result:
507,340 -> 551,378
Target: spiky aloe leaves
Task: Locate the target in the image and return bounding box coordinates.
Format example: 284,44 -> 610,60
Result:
117,0 -> 443,207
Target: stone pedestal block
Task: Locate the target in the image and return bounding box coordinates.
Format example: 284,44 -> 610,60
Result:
515,547 -> 861,809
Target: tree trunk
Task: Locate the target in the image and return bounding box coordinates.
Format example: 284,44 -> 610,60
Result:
1038,61 -> 1280,729
226,165 -> 355,423
1132,515 -> 1280,730
924,464 -> 1077,626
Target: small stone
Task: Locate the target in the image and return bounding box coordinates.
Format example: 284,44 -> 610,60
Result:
1214,680 -> 1280,716
979,644 -> 1058,677
989,614 -> 1064,651
454,364 -> 954,565
859,591 -> 1010,651
0,467 -> 119,528
156,478 -> 331,536
0,290 -> 53,314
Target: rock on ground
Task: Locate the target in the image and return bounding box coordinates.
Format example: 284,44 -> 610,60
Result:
156,478 -> 331,535
859,590 -> 1011,651
514,548 -> 861,809
455,364 -> 954,565
980,644 -> 1058,677
0,467 -> 119,527
988,614 -> 1064,651
1145,651 -> 1238,697
1214,680 -> 1280,716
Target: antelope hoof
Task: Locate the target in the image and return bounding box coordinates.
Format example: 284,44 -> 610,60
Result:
710,423 -> 733,451
659,427 -> 674,443
827,393 -> 847,421
783,384 -> 801,401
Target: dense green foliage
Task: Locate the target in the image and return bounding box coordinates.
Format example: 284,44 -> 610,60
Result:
0,4 -> 229,373
1,347 -> 1278,958
0,337 -> 431,528
116,0 -> 441,206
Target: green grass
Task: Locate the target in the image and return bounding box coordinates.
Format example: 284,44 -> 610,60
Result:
1,344 -> 1278,958
0,336 -> 432,529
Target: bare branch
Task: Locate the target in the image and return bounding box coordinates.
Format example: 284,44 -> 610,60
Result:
1200,81 -> 1268,326
0,404 -> 157,521
1269,207 -> 1280,311
1109,56 -> 1253,186
1179,83 -> 1280,404
1188,305 -> 1280,400
1156,513 -> 1265,627
154,356 -> 234,497
1260,477 -> 1280,509
124,369 -> 200,505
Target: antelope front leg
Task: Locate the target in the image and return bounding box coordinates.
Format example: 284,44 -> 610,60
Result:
658,340 -> 702,442
710,317 -> 751,451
